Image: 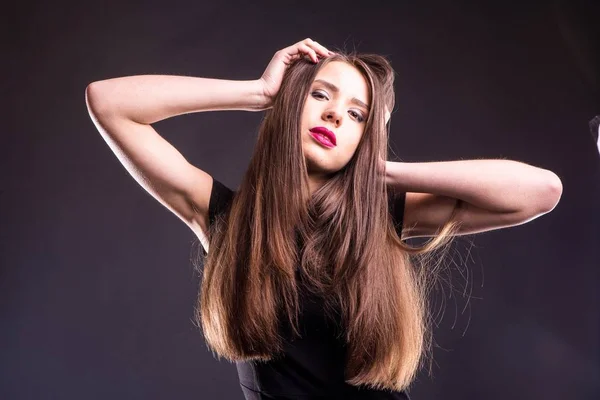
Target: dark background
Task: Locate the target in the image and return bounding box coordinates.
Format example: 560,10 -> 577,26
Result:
2,1 -> 599,399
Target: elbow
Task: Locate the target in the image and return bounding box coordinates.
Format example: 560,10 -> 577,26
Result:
85,81 -> 112,118
540,171 -> 563,213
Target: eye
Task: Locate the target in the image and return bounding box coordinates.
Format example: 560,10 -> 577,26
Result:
349,110 -> 365,123
311,90 -> 329,100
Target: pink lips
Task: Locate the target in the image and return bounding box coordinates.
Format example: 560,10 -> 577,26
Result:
309,127 -> 337,147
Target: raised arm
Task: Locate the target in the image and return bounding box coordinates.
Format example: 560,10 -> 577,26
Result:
85,39 -> 332,251
85,76 -> 267,248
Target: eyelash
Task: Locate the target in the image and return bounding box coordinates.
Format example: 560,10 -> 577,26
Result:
311,91 -> 365,123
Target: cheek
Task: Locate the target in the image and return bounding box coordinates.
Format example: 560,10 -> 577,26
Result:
345,129 -> 364,152
301,100 -> 315,121
335,132 -> 363,164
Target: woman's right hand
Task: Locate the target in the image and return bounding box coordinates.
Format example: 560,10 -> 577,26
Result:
258,38 -> 333,109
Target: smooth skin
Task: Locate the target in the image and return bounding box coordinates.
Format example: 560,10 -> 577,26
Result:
301,61 -> 371,193
86,39 -> 332,251
86,38 -> 560,253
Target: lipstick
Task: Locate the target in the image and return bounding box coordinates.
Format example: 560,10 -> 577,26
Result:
309,127 -> 337,148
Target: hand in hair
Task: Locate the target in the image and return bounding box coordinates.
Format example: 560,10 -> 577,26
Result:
258,38 -> 334,109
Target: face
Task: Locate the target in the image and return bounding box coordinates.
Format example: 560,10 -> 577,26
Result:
300,61 -> 370,182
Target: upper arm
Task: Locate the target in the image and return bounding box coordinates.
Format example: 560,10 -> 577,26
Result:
86,86 -> 212,240
401,192 -> 541,240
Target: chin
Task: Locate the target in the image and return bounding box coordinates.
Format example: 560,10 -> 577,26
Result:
303,144 -> 348,175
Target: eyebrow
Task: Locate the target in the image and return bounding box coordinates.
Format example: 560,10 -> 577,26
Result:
313,79 -> 370,111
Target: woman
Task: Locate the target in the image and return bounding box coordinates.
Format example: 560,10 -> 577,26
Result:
85,38 -> 562,399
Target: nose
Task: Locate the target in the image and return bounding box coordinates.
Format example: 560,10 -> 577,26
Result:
322,107 -> 343,126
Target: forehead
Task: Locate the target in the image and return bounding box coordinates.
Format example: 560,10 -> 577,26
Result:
313,61 -> 370,103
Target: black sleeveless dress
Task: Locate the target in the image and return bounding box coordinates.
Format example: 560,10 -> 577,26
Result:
206,178 -> 411,400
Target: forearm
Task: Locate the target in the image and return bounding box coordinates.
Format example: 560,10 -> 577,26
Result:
85,75 -> 266,124
385,159 -> 563,213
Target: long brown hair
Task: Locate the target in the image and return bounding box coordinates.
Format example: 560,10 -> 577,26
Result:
194,53 -> 464,391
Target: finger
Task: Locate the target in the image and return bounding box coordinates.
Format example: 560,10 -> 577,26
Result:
300,38 -> 331,59
281,42 -> 313,61
286,53 -> 311,66
281,49 -> 307,65
309,40 -> 332,58
298,43 -> 319,63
